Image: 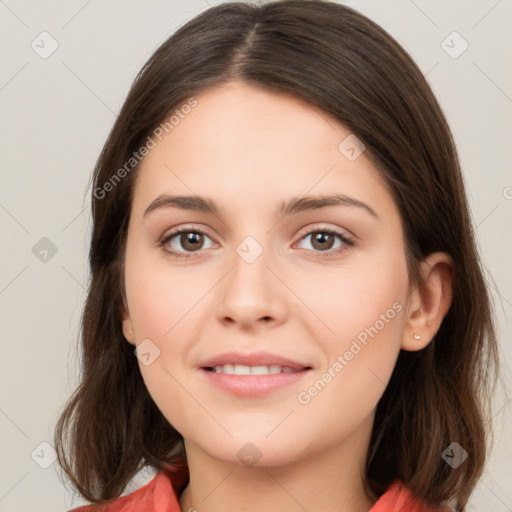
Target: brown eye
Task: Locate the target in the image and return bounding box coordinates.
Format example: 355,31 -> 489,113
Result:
310,231 -> 336,251
295,227 -> 354,257
160,229 -> 215,258
179,232 -> 204,252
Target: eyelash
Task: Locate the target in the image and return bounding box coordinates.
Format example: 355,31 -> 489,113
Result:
158,225 -> 355,260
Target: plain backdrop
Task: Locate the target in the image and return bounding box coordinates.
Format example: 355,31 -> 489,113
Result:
0,1 -> 511,510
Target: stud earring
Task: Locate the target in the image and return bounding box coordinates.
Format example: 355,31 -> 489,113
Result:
413,334 -> 421,340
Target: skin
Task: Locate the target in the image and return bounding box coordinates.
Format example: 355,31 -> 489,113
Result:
121,80 -> 454,512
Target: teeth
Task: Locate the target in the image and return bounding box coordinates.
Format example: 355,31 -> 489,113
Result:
211,364 -> 300,375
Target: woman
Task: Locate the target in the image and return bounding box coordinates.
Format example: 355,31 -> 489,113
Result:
55,1 -> 500,510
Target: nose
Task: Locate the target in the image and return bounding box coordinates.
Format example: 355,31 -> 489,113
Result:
215,241 -> 288,330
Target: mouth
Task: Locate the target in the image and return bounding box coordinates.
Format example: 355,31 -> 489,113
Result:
198,352 -> 313,397
199,358 -> 313,398
202,364 -> 311,375
199,350 -> 312,372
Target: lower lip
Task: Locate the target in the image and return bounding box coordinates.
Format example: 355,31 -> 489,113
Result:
200,368 -> 312,397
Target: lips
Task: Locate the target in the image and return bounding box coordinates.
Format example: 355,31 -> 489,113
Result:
199,351 -> 312,371
199,351 -> 312,397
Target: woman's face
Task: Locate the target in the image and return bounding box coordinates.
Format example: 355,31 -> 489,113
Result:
122,80 -> 413,466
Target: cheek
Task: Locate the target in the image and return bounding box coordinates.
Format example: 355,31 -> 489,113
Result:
293,249 -> 408,404
123,244 -> 212,430
297,248 -> 408,342
124,242 -> 203,340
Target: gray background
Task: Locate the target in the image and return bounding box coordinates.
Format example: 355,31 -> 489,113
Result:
0,0 -> 511,510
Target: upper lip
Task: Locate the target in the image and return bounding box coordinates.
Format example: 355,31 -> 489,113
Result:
199,351 -> 312,370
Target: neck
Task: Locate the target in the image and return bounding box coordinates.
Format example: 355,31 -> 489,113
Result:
178,413 -> 377,512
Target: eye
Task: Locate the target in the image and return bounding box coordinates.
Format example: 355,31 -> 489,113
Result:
158,225 -> 355,259
294,226 -> 354,257
159,227 -> 215,259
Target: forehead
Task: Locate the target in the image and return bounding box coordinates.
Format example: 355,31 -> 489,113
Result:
132,80 -> 398,225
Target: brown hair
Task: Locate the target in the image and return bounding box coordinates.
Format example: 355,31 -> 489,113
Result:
54,1 -> 501,509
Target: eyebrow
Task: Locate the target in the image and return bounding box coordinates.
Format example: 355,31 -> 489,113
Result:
143,193 -> 379,220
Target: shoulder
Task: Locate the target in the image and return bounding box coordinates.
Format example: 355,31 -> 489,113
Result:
370,480 -> 455,512
66,469 -> 179,512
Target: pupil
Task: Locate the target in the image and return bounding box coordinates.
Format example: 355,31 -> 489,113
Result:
183,232 -> 202,251
314,232 -> 333,250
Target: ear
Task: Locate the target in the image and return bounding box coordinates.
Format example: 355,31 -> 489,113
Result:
401,252 -> 454,351
121,298 -> 136,346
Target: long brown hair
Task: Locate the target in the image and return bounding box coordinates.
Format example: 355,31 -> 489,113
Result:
54,1 -> 501,509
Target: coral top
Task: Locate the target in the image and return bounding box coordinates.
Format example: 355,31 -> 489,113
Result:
68,461 -> 453,512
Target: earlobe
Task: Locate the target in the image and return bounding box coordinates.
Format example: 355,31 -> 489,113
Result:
401,252 -> 454,352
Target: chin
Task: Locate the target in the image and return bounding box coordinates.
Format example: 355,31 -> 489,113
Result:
199,434 -> 307,469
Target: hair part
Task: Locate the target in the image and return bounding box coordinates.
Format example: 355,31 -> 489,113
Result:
54,1 -> 500,509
